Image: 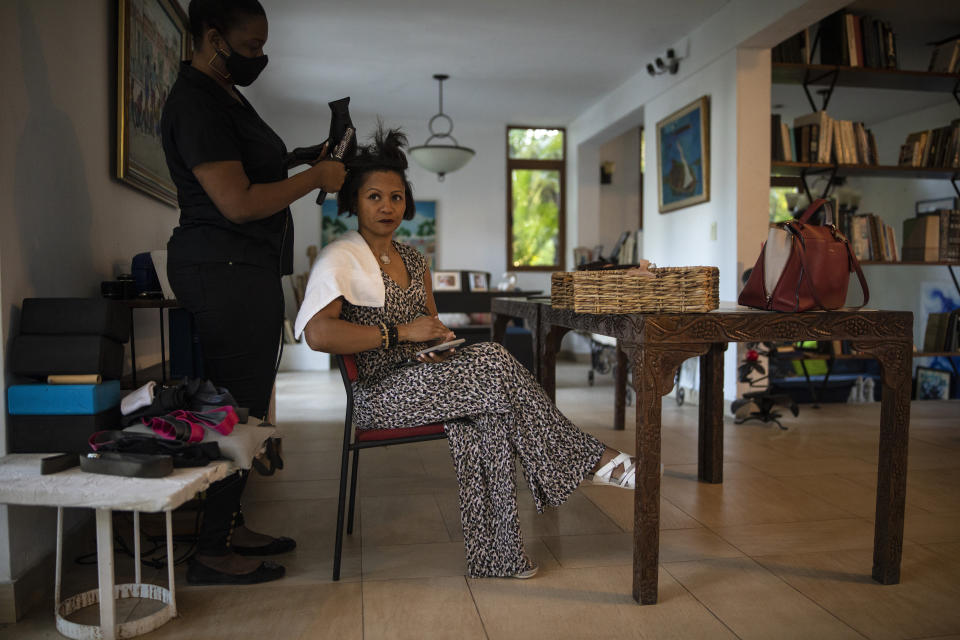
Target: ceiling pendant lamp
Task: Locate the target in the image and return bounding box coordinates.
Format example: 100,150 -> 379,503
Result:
409,74 -> 475,181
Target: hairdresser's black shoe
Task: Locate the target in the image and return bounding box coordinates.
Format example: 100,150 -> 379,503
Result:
186,559 -> 285,585
232,536 -> 297,557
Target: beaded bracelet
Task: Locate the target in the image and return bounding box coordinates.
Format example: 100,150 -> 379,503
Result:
378,322 -> 389,349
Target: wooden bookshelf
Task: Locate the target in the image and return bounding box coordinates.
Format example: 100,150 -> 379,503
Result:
772,161 -> 959,181
772,62 -> 960,94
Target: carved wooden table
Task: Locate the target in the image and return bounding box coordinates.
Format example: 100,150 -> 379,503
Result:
491,296 -> 544,382
494,299 -> 913,605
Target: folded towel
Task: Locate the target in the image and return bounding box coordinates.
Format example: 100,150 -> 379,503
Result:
294,230 -> 384,339
121,380 -> 156,416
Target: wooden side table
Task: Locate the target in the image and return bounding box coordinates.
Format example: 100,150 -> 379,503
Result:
495,300 -> 913,605
0,455 -> 229,639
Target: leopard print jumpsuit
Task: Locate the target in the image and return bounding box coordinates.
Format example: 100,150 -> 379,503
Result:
340,241 -> 606,577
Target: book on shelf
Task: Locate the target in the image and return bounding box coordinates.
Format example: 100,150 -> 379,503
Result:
771,28 -> 811,64
899,120 -> 960,169
792,111 -> 833,164
792,112 -> 876,165
901,210 -> 960,262
816,11 -> 898,69
770,115 -> 798,162
902,215 -> 941,262
928,37 -> 960,74
844,213 -> 900,262
919,209 -> 960,262
923,310 -> 960,352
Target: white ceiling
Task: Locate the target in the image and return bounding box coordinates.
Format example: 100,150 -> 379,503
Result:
243,0 -> 730,125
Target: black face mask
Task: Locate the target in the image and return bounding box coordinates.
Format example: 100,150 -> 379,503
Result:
217,40 -> 268,87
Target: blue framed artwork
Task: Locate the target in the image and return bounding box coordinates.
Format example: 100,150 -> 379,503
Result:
656,96 -> 710,213
321,200 -> 437,270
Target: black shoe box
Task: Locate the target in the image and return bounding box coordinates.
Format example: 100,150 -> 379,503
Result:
20,298 -> 130,343
7,408 -> 123,454
10,335 -> 125,380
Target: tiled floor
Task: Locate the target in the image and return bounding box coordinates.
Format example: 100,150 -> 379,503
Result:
3,362 -> 959,639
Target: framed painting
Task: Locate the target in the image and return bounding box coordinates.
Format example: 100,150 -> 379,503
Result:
656,96 -> 710,213
914,366 -> 952,400
321,200 -> 437,270
116,0 -> 190,206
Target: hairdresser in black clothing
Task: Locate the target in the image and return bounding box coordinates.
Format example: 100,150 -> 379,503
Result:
160,0 -> 345,585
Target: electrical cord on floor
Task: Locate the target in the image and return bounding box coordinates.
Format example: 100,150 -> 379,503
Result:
73,507 -> 202,569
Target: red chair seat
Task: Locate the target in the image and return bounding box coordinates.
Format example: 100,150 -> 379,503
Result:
356,423 -> 446,442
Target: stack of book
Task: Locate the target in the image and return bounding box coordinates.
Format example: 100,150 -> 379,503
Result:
923,310 -> 960,353
778,111 -> 878,165
928,37 -> 960,73
902,209 -> 960,262
898,120 -> 960,168
772,29 -> 813,64
817,11 -> 898,69
838,211 -> 899,262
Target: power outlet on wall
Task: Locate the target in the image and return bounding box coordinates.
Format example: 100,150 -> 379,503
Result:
710,221 -> 717,241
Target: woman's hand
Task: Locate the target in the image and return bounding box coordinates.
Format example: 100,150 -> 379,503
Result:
416,347 -> 457,364
399,315 -> 454,344
310,160 -> 346,193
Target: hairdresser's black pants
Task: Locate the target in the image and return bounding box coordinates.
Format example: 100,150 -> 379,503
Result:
168,261 -> 284,555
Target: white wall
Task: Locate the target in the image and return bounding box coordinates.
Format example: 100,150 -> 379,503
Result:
641,50 -> 743,402
1,0 -> 179,589
598,128 -> 642,256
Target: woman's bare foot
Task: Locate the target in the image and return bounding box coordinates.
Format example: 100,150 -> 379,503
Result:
592,446 -> 633,482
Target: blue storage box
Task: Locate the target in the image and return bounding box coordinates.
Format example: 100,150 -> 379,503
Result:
7,381 -> 122,415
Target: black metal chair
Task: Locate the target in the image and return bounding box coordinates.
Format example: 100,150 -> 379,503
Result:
332,354 -> 448,580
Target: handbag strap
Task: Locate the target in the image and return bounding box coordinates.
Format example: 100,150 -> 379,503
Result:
797,198 -> 834,225
793,230 -> 870,310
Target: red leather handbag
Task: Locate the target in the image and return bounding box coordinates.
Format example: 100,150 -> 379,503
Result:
738,198 -> 869,312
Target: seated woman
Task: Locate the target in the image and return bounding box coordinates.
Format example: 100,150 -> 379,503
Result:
295,127 -> 638,578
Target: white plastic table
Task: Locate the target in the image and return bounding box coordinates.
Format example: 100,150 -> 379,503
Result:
0,454 -> 230,640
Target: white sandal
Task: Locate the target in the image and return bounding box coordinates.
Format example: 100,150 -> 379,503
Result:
511,563 -> 539,579
592,452 -> 637,489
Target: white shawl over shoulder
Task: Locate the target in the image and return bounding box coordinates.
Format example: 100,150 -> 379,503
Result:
293,230 -> 384,339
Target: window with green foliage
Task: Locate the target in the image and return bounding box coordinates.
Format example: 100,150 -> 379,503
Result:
770,186 -> 799,223
507,127 -> 565,270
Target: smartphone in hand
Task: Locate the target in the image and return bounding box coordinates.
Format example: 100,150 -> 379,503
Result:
415,339 -> 465,358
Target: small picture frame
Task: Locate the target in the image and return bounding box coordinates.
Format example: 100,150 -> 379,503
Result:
432,271 -> 462,292
467,272 -> 489,292
914,366 -> 952,400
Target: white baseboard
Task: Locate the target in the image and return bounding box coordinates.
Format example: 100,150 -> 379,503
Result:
279,342 -> 329,371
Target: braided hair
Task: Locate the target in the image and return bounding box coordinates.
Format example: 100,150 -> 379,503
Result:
337,125 -> 417,221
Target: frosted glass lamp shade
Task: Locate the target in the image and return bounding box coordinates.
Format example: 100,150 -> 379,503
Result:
409,145 -> 475,177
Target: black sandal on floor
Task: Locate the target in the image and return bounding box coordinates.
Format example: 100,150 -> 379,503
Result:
232,536 -> 297,556
186,559 -> 285,585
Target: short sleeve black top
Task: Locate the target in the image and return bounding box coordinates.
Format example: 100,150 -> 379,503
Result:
161,63 -> 293,275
